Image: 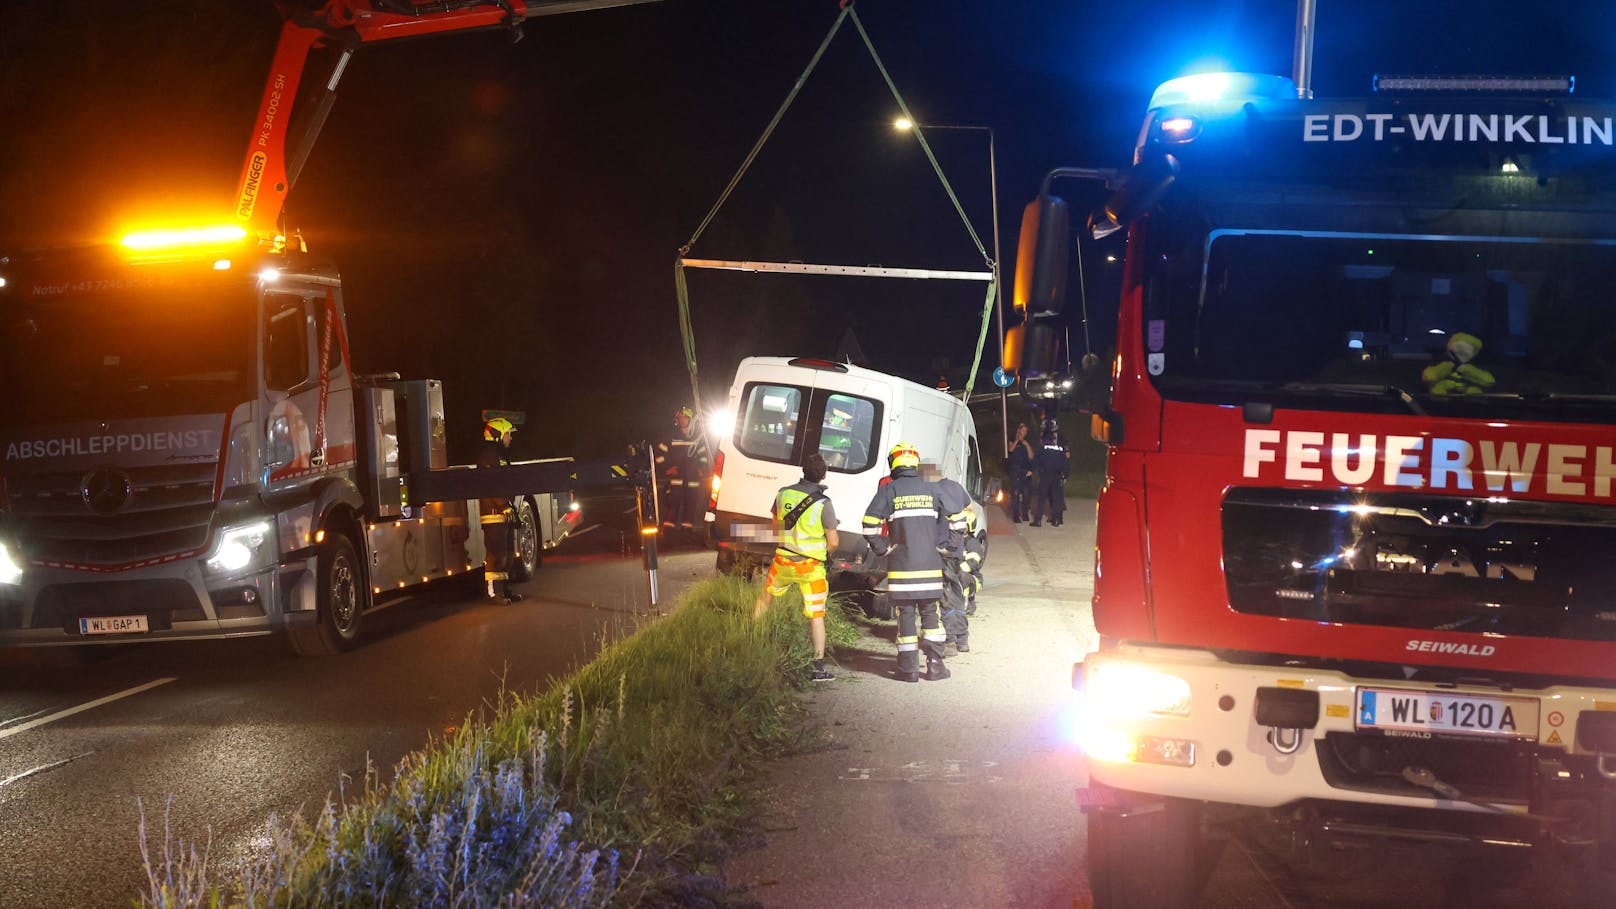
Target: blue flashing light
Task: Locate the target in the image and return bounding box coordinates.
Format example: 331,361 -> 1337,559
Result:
1148,72 -> 1298,111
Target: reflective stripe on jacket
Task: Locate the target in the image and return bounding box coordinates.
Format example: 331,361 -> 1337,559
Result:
863,468 -> 945,600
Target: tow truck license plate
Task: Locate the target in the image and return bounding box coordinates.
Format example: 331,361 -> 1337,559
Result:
79,615 -> 149,635
1356,687 -> 1537,740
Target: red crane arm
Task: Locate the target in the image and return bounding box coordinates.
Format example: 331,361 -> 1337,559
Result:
232,0 -> 657,240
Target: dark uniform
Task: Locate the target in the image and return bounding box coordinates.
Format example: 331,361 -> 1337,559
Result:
1007,430 -> 1036,524
934,477 -> 978,653
655,406 -> 711,534
863,443 -> 950,682
1030,419 -> 1069,528
476,418 -> 523,604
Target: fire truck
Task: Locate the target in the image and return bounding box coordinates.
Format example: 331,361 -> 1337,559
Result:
1015,13 -> 1616,908
0,1 -> 656,655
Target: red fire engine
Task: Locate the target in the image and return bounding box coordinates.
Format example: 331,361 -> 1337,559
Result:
1016,38 -> 1616,909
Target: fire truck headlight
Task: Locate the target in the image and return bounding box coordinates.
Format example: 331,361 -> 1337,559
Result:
0,542 -> 24,585
1087,663 -> 1192,718
205,521 -> 275,575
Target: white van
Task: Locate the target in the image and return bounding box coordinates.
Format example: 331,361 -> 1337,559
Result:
706,356 -> 987,593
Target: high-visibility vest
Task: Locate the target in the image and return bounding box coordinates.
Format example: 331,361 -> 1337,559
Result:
775,483 -> 829,561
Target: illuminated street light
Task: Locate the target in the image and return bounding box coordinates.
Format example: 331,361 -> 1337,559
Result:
894,116 -> 1007,457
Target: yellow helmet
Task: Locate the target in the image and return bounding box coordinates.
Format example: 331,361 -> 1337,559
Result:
887,440 -> 920,469
483,417 -> 515,441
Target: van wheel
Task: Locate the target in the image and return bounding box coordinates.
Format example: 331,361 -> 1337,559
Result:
716,549 -> 735,575
1088,797 -> 1223,909
510,498 -> 540,582
866,592 -> 894,621
287,533 -> 365,656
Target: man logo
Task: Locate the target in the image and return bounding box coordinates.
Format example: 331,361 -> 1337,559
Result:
81,466 -> 133,515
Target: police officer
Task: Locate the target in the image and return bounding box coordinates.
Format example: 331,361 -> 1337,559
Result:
477,417 -> 524,604
863,442 -> 950,682
1029,417 -> 1070,528
655,405 -> 711,536
1007,421 -> 1035,524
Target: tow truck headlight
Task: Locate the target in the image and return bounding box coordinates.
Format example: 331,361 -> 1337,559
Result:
205,521 -> 275,575
0,541 -> 24,585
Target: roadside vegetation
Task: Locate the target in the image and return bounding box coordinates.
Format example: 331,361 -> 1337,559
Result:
137,575 -> 861,908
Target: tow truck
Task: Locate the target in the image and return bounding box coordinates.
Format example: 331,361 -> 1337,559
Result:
0,0 -> 659,655
1015,5 -> 1616,906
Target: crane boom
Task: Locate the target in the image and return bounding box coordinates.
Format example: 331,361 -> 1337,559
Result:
233,0 -> 659,240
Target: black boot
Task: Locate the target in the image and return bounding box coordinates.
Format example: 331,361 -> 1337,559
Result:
925,660 -> 951,681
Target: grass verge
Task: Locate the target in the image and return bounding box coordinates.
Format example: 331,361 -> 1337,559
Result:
138,575 -> 860,908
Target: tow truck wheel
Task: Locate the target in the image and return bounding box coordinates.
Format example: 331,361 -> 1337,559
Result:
1088,797 -> 1222,909
510,498 -> 540,582
288,533 -> 364,656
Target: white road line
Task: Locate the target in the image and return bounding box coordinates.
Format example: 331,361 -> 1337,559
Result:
0,751 -> 93,788
0,677 -> 176,742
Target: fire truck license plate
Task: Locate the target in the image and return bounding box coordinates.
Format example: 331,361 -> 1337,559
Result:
1355,687 -> 1537,740
79,615 -> 149,635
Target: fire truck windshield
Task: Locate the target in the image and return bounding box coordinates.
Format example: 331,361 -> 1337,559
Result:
1147,229 -> 1616,422
0,286 -> 252,427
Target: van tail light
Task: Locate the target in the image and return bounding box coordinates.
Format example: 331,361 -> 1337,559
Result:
708,450 -> 725,511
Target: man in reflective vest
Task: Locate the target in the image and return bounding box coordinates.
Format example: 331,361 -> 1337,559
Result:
752,453 -> 838,682
863,441 -> 950,682
477,417 -> 524,605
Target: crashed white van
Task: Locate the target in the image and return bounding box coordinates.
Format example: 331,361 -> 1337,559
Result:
706,356 -> 986,601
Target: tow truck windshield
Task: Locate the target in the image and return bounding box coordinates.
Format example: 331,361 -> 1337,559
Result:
0,286 -> 253,426
1148,230 -> 1616,421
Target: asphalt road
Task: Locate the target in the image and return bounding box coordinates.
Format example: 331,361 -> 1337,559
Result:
0,494 -> 713,909
723,504 -> 1602,909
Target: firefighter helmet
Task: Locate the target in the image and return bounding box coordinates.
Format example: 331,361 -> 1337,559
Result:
887,441 -> 920,469
677,405 -> 695,423
483,417 -> 515,442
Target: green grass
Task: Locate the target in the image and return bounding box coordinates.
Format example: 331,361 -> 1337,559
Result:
137,577 -> 861,907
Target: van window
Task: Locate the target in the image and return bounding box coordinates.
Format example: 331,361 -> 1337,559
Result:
817,392 -> 881,473
966,435 -> 982,499
737,382 -> 805,463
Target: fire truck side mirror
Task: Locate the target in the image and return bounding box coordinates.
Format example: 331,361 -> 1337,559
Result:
1089,153 -> 1180,240
1013,194 -> 1071,318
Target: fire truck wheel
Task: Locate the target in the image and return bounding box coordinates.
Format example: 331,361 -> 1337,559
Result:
1087,797 -> 1222,909
288,533 -> 364,656
510,498 -> 540,582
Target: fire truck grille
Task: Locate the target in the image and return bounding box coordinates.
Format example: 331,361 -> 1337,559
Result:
1316,731 -> 1537,803
3,462 -> 218,566
33,579 -> 205,631
1222,488 -> 1616,643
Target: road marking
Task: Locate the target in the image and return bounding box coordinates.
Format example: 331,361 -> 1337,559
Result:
839,759 -> 1000,783
0,677 -> 175,742
0,751 -> 94,788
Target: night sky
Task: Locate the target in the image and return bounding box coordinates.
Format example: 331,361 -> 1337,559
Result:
1,1 -> 1611,461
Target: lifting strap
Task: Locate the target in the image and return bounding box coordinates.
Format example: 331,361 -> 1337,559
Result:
674,3 -> 997,410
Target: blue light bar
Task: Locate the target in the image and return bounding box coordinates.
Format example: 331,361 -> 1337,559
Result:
1148,72 -> 1298,111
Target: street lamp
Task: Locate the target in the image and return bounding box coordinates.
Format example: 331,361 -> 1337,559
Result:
894,117 -> 1007,457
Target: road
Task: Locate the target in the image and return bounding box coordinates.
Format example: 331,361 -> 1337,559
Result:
723,504 -> 1597,909
0,494 -> 712,909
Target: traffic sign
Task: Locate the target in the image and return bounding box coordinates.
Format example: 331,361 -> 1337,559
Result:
992,366 -> 1014,388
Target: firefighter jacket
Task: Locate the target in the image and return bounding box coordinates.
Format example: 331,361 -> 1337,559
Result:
862,467 -> 946,601
774,479 -> 837,562
655,427 -> 711,487
475,440 -> 513,524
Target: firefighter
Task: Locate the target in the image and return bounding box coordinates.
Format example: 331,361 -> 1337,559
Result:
931,470 -> 978,656
1029,417 -> 1069,527
655,405 -> 711,537
863,441 -> 950,682
476,417 -> 524,604
751,452 -> 839,682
